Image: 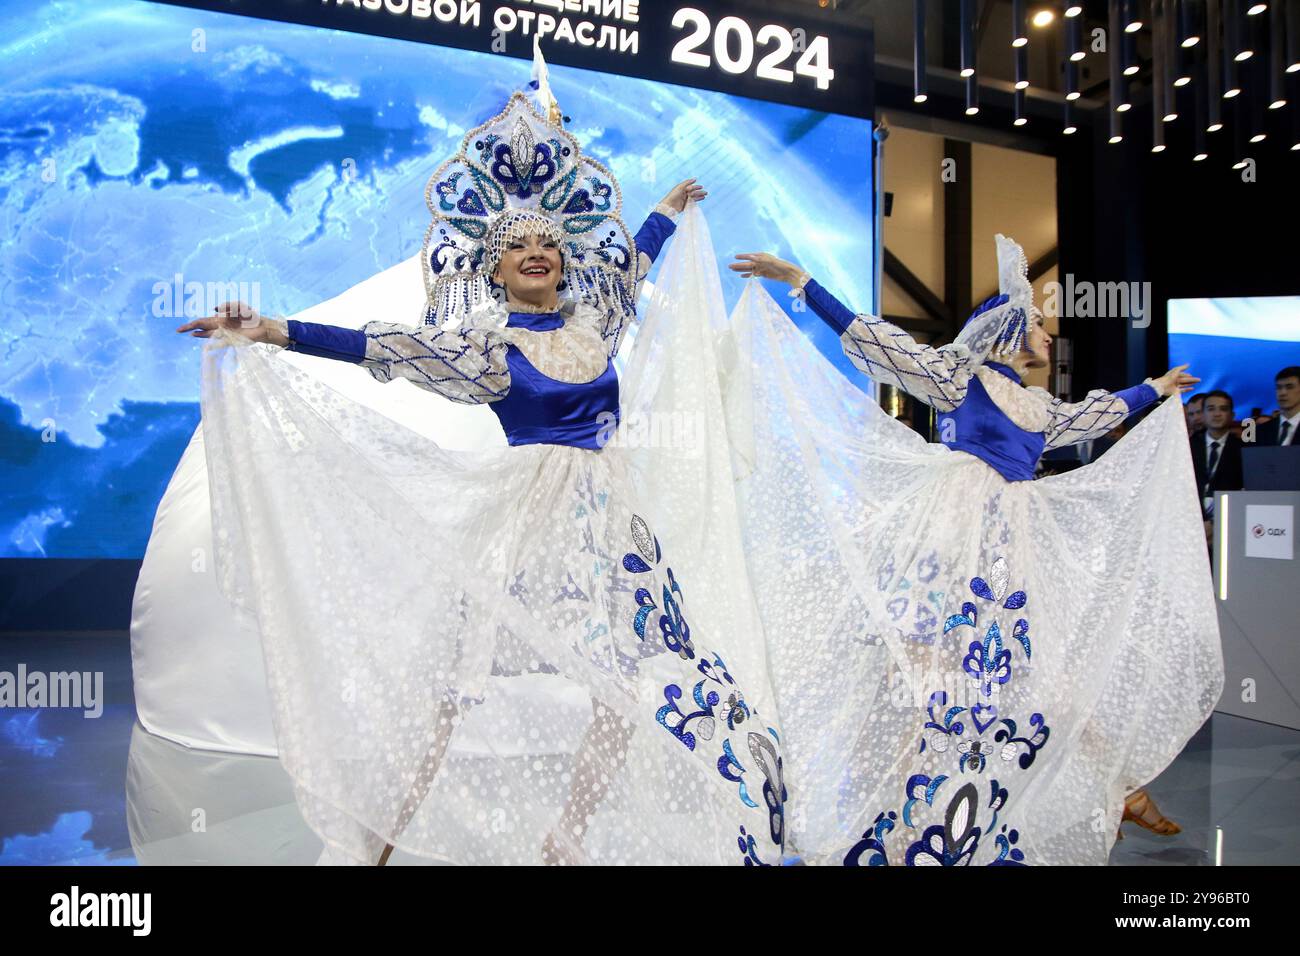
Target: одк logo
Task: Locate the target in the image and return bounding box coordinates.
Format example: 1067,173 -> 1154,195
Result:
1251,523 -> 1288,538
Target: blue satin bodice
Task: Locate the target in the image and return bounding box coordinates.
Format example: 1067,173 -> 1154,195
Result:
489,310 -> 619,450
937,363 -> 1044,482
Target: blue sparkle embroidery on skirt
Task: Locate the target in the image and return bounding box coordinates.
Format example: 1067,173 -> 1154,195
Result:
622,513 -> 788,865
845,557 -> 1048,866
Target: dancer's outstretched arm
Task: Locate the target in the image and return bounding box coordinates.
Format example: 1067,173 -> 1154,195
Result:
1035,365 -> 1195,449
729,253 -> 976,412
178,300 -> 511,405
349,320 -> 510,404
1038,384 -> 1157,450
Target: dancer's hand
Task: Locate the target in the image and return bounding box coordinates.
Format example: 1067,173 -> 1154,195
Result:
1151,364 -> 1199,398
729,252 -> 806,287
660,178 -> 707,212
176,300 -> 289,346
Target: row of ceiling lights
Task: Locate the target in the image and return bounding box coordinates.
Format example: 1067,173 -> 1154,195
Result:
910,0 -> 1299,158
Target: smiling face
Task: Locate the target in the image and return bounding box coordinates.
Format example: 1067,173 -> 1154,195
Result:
492,232 -> 563,305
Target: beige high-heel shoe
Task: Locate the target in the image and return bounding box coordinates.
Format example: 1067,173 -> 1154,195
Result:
1121,787 -> 1182,836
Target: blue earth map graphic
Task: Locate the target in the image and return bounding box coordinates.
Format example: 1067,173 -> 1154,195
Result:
0,0 -> 876,559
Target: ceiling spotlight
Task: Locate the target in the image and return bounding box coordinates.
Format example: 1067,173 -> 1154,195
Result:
1164,111 -> 1179,121
914,93 -> 928,103
966,106 -> 980,115
1070,50 -> 1086,61
1109,134 -> 1123,143
1015,78 -> 1030,89
1289,63 -> 1300,74
1064,123 -> 1078,134
1193,152 -> 1208,160
1175,75 -> 1192,86
1067,90 -> 1082,100
1233,159 -> 1248,168
959,0 -> 978,82
1207,121 -> 1224,131
1246,3 -> 1267,13
1124,64 -> 1140,75
1235,50 -> 1254,61
1065,4 -> 1083,15
1250,132 -> 1267,142
1125,20 -> 1143,33
1182,36 -> 1201,48
1152,143 -> 1166,152
1269,99 -> 1287,109
1224,87 -> 1242,97
1012,0 -> 1028,47
1117,102 -> 1133,112
1032,9 -> 1056,27
1014,116 -> 1028,125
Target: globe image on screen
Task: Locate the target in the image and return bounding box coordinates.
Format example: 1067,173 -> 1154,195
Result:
0,0 -> 875,558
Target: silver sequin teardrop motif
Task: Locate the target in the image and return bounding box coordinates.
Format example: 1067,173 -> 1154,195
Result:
989,557 -> 1010,602
630,514 -> 656,564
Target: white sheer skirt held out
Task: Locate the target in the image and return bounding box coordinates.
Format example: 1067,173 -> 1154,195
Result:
196,205 -> 789,865
720,282 -> 1224,866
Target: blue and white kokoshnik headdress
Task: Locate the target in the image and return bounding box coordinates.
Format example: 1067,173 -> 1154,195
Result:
418,47 -> 637,330
949,234 -> 1042,367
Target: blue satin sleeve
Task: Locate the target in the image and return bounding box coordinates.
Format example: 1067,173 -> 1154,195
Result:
286,320 -> 366,363
802,278 -> 858,336
1116,383 -> 1160,415
633,211 -> 676,265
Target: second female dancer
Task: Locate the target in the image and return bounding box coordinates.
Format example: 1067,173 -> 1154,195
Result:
720,239 -> 1223,865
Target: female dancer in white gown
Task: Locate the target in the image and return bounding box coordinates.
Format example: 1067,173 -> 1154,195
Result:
719,238 -> 1223,865
174,83 -> 788,866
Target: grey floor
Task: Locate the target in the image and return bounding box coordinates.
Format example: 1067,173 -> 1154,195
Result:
1,631 -> 1296,865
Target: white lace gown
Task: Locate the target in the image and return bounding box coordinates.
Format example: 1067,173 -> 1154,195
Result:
131,254 -> 504,758
196,205 -> 790,865
719,280 -> 1224,866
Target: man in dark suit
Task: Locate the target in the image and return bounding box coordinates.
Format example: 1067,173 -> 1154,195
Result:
1185,392 -> 1206,438
1258,366 -> 1300,447
1191,390 -> 1244,519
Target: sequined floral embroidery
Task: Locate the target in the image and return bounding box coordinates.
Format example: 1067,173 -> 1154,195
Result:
622,514 -> 787,866
845,556 -> 1046,866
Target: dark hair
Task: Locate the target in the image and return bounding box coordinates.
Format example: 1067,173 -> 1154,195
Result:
1187,392 -> 1205,406
1204,389 -> 1234,409
1275,366 -> 1300,383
